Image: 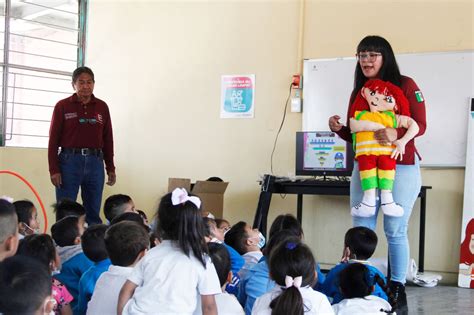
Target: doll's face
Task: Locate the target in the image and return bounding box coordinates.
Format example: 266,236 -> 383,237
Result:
362,87 -> 396,113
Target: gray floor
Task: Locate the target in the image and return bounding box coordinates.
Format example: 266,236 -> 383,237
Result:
406,285 -> 474,314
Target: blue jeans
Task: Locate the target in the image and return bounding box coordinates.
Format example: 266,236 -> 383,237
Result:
351,157 -> 421,283
56,152 -> 105,224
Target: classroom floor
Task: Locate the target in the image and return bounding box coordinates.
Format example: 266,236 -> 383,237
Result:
406,285 -> 473,314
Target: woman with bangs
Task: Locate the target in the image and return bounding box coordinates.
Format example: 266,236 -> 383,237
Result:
328,35 -> 427,315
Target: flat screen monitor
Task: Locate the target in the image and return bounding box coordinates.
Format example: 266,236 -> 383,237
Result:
295,131 -> 354,177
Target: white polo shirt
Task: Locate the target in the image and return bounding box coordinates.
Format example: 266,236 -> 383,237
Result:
252,286 -> 334,315
87,265 -> 133,315
332,295 -> 393,315
123,240 -> 221,315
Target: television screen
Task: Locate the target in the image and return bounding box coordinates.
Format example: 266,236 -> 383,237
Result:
295,131 -> 354,177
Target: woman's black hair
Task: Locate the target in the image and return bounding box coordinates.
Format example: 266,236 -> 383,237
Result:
353,35 -> 402,100
268,214 -> 303,240
157,191 -> 207,267
16,234 -> 56,269
268,240 -> 316,315
12,200 -> 35,225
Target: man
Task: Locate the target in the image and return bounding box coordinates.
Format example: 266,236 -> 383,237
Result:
48,66 -> 116,224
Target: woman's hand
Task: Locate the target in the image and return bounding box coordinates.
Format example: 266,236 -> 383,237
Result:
328,115 -> 343,132
374,127 -> 397,145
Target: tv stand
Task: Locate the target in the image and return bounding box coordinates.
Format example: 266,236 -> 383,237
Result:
253,174 -> 432,272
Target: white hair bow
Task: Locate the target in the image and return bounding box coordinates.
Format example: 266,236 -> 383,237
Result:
285,275 -> 302,289
171,188 -> 201,209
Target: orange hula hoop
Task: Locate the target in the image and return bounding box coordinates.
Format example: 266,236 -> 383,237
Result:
0,170 -> 48,233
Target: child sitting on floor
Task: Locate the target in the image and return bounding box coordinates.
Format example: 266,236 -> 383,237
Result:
224,221 -> 265,278
118,188 -> 221,315
103,194 -> 136,223
17,234 -> 73,315
13,200 -> 40,237
321,226 -> 388,304
87,221 -> 149,314
54,199 -> 87,229
51,216 -> 93,314
0,255 -> 55,315
252,240 -> 333,314
332,263 -> 393,314
77,224 -> 111,315
0,199 -> 19,262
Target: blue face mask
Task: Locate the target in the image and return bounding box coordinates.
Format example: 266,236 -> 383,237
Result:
257,232 -> 266,249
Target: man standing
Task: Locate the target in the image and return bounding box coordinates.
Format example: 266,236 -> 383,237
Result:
48,66 -> 115,224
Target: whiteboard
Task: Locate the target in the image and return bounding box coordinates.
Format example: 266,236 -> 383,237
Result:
302,51 -> 474,167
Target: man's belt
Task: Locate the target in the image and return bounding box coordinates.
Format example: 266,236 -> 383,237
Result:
61,148 -> 103,156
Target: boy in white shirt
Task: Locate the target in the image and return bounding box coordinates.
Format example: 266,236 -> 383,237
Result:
87,221 -> 149,314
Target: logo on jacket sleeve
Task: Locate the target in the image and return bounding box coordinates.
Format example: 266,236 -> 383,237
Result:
415,91 -> 424,102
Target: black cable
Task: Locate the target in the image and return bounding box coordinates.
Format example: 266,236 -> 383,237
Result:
270,83 -> 294,174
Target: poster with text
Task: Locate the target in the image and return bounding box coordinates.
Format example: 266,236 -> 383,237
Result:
458,98 -> 474,288
220,75 -> 255,118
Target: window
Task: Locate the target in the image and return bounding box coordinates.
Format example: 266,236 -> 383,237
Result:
0,0 -> 87,148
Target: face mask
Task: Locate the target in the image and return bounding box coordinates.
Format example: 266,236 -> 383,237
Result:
23,223 -> 40,234
257,232 -> 266,249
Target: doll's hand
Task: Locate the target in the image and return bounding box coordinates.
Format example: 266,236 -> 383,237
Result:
391,140 -> 406,160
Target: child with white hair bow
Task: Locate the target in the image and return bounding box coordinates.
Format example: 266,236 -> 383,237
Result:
251,240 -> 334,315
118,188 -> 221,315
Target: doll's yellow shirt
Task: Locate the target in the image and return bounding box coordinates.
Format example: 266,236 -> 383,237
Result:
354,110 -> 396,158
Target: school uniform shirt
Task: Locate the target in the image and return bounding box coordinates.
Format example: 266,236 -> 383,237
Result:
55,245 -> 93,315
76,258 -> 111,315
239,251 -> 263,279
194,291 -> 244,315
123,240 -> 221,315
86,265 -> 133,315
216,292 -> 245,315
251,286 -> 334,315
321,261 -> 388,305
332,295 -> 393,315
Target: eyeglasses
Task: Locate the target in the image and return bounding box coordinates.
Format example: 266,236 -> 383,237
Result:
356,52 -> 382,62
79,118 -> 97,124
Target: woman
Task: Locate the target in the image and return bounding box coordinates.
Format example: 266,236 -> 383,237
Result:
328,35 -> 426,314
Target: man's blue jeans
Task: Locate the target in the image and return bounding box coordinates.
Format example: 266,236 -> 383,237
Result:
56,152 -> 105,224
351,157 -> 421,283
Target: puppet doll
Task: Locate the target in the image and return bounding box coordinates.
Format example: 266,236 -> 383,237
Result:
350,79 -> 419,217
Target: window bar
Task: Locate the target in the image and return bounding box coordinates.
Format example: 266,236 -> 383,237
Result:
8,71 -> 71,82
9,32 -> 78,47
22,1 -> 78,16
7,85 -> 70,95
11,16 -> 80,33
9,49 -> 76,62
78,0 -> 88,66
6,101 -> 54,108
1,0 -> 11,146
6,72 -> 16,140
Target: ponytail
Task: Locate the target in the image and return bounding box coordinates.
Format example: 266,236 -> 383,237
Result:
374,274 -> 395,313
270,286 -> 304,315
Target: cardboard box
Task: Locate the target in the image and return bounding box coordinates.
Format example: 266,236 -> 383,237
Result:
168,178 -> 229,218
